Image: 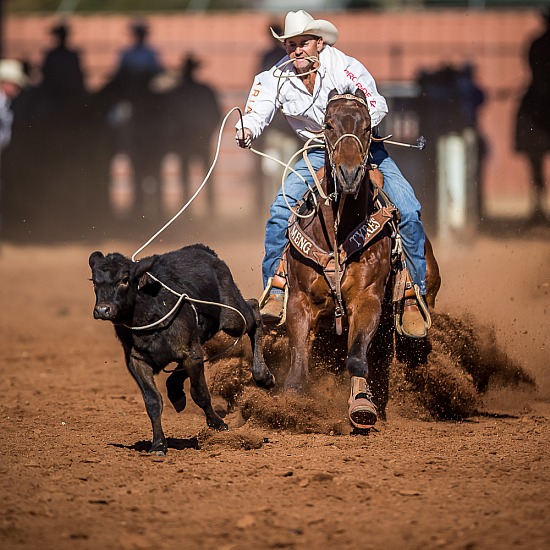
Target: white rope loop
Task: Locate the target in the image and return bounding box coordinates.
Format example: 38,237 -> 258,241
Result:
126,105 -> 322,336
131,106 -> 244,262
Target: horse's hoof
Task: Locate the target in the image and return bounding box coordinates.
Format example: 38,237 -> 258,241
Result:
254,371 -> 276,389
348,397 -> 378,430
283,384 -> 304,395
149,449 -> 167,456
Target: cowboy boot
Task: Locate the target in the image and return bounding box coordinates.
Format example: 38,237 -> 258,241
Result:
348,376 -> 377,430
259,259 -> 288,324
260,293 -> 285,323
400,284 -> 428,339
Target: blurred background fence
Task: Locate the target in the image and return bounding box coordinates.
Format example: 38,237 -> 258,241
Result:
1,8 -> 544,241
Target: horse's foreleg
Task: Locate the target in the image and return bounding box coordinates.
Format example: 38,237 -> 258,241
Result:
345,295 -> 385,429
284,293 -> 312,393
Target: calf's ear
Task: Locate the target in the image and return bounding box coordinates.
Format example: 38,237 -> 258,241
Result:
89,251 -> 104,268
132,255 -> 158,290
132,254 -> 158,278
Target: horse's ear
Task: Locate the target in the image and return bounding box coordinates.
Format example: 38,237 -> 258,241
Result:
328,89 -> 338,100
355,88 -> 367,101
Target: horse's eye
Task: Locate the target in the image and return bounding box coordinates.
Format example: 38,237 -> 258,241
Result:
324,123 -> 333,131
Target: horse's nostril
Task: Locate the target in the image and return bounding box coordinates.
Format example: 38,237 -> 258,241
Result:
338,165 -> 362,189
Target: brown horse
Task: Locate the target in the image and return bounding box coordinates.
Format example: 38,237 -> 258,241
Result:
284,88 -> 440,431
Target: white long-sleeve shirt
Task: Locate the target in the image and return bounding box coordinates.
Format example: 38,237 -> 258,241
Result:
238,45 -> 388,143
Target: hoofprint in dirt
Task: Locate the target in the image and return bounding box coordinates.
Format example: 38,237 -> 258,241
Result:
0,234 -> 549,549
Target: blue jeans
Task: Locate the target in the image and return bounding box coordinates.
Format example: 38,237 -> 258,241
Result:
262,143 -> 426,295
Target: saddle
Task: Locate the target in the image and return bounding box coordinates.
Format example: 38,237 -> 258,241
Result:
261,167 -> 431,336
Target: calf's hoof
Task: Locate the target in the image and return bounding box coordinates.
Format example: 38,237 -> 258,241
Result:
170,394 -> 187,413
149,440 -> 168,455
208,416 -> 228,431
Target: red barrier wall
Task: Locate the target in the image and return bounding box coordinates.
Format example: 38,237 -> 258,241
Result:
5,10 -> 546,213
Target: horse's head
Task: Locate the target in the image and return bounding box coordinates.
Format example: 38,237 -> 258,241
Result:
324,89 -> 372,196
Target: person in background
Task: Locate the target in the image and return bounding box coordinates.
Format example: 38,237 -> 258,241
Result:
118,19 -> 164,78
515,8 -> 550,224
0,59 -> 28,234
41,20 -> 86,105
235,10 -> 429,338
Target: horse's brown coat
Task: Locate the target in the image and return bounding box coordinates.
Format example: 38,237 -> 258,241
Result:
285,89 -> 440,423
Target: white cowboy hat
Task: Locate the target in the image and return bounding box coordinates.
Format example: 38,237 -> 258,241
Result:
271,10 -> 338,46
0,59 -> 29,88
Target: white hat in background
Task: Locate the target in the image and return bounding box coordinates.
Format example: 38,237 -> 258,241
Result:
271,10 -> 338,46
0,59 -> 29,88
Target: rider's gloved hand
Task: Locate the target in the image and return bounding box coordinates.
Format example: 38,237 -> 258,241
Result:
235,127 -> 253,149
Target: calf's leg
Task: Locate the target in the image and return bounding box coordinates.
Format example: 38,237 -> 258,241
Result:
245,298 -> 275,388
185,341 -> 228,431
127,355 -> 167,454
166,365 -> 189,413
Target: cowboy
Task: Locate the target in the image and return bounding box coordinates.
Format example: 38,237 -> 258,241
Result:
235,10 -> 429,338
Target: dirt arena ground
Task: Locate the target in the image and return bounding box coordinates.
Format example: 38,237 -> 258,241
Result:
1,218 -> 549,550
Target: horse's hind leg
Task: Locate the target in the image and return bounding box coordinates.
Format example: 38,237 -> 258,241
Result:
425,236 -> 441,309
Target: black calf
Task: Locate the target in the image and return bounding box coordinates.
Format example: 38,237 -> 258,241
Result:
89,244 -> 274,454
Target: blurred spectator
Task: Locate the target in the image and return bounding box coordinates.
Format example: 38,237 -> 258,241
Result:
456,63 -> 485,131
0,59 -> 28,234
416,63 -> 487,226
41,20 -> 86,105
165,53 -> 222,214
515,8 -> 550,223
118,19 -> 164,78
456,63 -> 487,219
99,18 -> 166,226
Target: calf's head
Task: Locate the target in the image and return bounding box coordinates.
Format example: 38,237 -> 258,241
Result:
89,251 -> 157,323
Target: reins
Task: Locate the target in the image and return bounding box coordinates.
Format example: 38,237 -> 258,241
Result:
309,93 -> 375,334
324,94 -> 372,194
